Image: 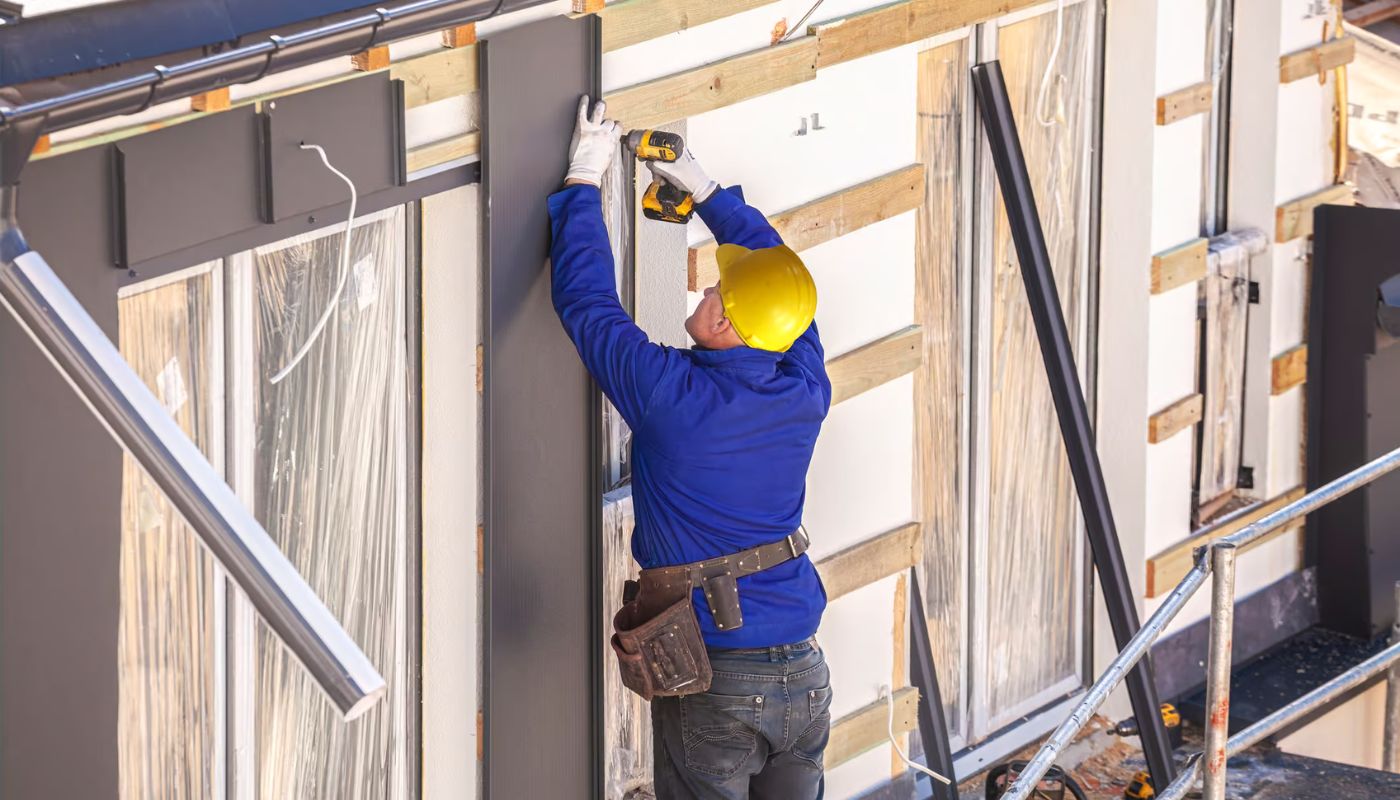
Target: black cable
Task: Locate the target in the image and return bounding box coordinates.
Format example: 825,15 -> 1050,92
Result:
985,761 -> 1091,800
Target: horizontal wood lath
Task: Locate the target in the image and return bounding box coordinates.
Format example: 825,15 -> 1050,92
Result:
605,37 -> 819,129
1148,394 -> 1203,444
815,523 -> 922,602
1279,37 -> 1355,84
599,0 -> 776,52
828,326 -> 924,406
1146,487 -> 1306,597
1276,184 -> 1354,242
1271,344 -> 1308,395
1346,0 -> 1400,27
1150,238 -> 1209,295
407,131 -> 479,173
827,686 -> 919,769
1156,81 -> 1213,125
689,165 -> 926,290
810,0 -> 1043,69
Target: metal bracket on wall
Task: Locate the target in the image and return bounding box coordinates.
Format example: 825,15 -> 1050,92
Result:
0,116 -> 43,187
971,60 -> 1177,789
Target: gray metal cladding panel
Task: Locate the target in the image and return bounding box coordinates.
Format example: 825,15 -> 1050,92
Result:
261,72 -> 405,222
116,105 -> 262,266
2,146 -> 123,799
482,13 -> 601,799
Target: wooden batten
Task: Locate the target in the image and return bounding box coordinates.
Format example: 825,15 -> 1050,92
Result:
190,87 -> 232,113
31,134 -> 51,156
442,23 -> 477,48
1156,81 -> 1213,125
1146,487 -> 1306,597
810,0 -> 1042,69
815,522 -> 922,602
1279,37 -> 1356,84
827,686 -> 919,769
1346,0 -> 1400,27
1150,238 -> 1209,295
689,165 -> 926,290
406,131 -> 481,173
599,0 -> 777,52
1271,344 -> 1308,395
572,0 -> 605,12
1148,394 -> 1204,444
828,326 -> 924,406
605,37 -> 819,129
351,45 -> 392,72
1276,184 -> 1354,242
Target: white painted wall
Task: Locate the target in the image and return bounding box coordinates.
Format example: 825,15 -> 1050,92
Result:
421,184 -> 482,800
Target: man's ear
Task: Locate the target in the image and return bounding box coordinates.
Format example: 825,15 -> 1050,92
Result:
712,314 -> 733,334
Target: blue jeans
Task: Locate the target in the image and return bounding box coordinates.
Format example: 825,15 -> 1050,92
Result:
652,638 -> 831,800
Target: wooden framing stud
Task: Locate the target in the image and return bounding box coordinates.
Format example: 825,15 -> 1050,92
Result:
889,574 -> 909,779
1279,37 -> 1355,84
827,326 -> 924,406
1156,80 -> 1213,126
190,87 -> 232,113
827,686 -> 919,769
1148,393 -> 1204,444
572,0 -> 605,13
1150,238 -> 1209,295
1146,487 -> 1305,597
689,165 -> 925,290
351,45 -> 392,72
31,135 -> 51,157
1276,183 -> 1354,242
1346,0 -> 1400,27
442,23 -> 477,48
1271,344 -> 1308,395
815,522 -> 922,602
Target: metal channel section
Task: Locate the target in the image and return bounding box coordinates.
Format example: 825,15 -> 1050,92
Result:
969,59 -> 1177,789
0,184 -> 385,719
1000,442 -> 1400,800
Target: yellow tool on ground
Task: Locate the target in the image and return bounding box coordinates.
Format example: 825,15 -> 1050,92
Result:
1123,770 -> 1155,798
626,129 -> 694,224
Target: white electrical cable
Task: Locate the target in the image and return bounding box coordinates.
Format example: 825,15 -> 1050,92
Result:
1034,0 -> 1067,128
268,143 -> 359,385
883,685 -> 953,786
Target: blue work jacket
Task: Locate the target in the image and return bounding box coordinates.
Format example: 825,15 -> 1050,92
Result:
547,183 -> 831,648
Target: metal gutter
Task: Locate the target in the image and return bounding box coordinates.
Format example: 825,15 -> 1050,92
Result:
0,0 -> 551,136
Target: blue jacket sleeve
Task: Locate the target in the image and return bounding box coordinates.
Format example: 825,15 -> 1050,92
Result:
548,184 -> 679,428
696,186 -> 828,403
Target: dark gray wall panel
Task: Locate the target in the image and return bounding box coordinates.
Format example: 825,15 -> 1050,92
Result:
117,106 -> 262,266
482,14 -> 601,799
2,146 -> 122,800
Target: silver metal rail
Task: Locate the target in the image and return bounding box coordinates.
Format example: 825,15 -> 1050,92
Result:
1001,444 -> 1400,800
0,186 -> 385,720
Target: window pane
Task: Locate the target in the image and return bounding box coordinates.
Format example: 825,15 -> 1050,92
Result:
250,207 -> 411,799
916,38 -> 970,739
117,268 -> 221,799
983,3 -> 1093,728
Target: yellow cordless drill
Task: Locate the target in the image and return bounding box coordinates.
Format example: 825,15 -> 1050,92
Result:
626,129 -> 694,224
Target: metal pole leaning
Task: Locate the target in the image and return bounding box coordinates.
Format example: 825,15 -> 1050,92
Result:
1201,542 -> 1238,800
1000,561 -> 1211,800
970,59 -> 1176,790
1385,582 -> 1400,773
0,186 -> 386,720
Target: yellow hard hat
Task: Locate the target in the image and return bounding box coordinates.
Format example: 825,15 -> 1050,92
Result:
715,243 -> 817,352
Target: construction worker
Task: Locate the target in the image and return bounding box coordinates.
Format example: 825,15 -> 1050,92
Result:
549,96 -> 832,799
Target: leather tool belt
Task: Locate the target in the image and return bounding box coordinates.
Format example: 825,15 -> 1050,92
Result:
610,529 -> 810,701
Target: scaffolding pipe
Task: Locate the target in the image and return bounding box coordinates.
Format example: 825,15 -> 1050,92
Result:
0,184 -> 385,720
1201,542 -> 1238,800
1158,638 -> 1400,800
1384,582 -> 1400,773
1000,442 -> 1400,799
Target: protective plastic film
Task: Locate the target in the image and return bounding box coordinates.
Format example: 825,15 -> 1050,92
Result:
916,39 -> 969,739
601,147 -> 634,491
602,489 -> 652,799
117,268 -> 221,799
983,5 -> 1092,729
251,207 -> 411,799
1197,229 -> 1265,512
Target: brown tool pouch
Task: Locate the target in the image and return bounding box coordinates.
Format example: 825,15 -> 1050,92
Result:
610,580 -> 711,701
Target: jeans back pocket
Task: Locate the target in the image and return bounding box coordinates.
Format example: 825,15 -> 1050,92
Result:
793,684 -> 832,766
679,692 -> 762,779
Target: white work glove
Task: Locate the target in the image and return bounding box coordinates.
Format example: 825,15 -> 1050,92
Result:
566,95 -> 623,187
647,148 -> 719,204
